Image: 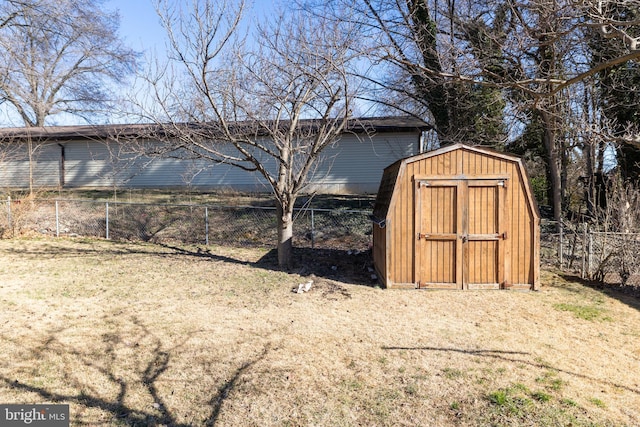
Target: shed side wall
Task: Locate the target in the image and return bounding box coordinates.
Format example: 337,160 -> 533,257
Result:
372,223 -> 387,285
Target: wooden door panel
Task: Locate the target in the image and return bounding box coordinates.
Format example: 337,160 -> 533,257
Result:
467,241 -> 499,288
415,177 -> 506,290
420,185 -> 456,234
467,185 -> 501,288
468,186 -> 497,235
416,183 -> 460,289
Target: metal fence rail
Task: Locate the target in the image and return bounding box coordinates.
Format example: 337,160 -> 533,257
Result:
0,198 -> 373,251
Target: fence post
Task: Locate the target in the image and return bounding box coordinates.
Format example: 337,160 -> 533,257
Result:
6,196 -> 11,233
205,206 -> 209,246
105,202 -> 110,239
559,221 -> 564,267
588,231 -> 593,279
311,208 -> 315,249
581,223 -> 586,279
55,200 -> 59,237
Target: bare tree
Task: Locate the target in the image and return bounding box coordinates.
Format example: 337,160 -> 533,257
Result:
0,1 -> 31,30
0,0 -> 138,127
133,0 -> 358,267
0,0 -> 138,195
322,0 -> 640,225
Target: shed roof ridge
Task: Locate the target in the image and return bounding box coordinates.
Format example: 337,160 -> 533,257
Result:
405,143 -> 523,163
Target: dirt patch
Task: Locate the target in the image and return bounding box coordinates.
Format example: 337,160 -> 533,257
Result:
257,246 -> 378,286
313,278 -> 353,299
581,272 -> 640,298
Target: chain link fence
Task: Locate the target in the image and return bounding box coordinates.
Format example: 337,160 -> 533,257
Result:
0,198 -> 372,251
2,197 -> 638,290
541,219 -> 640,291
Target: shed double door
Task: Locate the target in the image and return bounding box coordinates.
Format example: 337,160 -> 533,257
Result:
415,177 -> 508,289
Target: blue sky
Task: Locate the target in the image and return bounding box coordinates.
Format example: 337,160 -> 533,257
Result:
107,0 -> 166,55
108,0 -> 276,57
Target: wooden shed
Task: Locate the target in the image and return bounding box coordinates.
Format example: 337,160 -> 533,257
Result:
372,144 -> 540,290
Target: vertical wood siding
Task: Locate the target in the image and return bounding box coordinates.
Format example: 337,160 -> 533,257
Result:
372,223 -> 387,283
416,184 -> 457,285
466,184 -> 499,286
375,145 -> 539,289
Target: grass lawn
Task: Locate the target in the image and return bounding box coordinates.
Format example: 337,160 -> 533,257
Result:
0,238 -> 639,426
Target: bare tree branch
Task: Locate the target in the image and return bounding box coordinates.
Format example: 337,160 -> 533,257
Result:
0,0 -> 139,127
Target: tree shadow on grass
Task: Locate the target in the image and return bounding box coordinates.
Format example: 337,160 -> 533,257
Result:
1,239 -> 377,286
159,243 -> 378,287
0,315 -> 269,426
205,346 -> 270,427
2,240 -> 256,268
255,247 -> 377,287
558,273 -> 640,313
2,242 -> 166,259
382,346 -> 640,395
159,243 -> 255,267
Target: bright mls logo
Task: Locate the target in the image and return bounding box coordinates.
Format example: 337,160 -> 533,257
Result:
0,405 -> 69,426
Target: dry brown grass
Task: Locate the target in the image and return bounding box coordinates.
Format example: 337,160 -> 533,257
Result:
0,238 -> 639,426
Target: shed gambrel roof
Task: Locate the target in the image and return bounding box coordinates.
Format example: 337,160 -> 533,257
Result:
373,143 -> 540,222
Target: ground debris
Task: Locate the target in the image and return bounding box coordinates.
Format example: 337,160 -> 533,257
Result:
293,280 -> 313,294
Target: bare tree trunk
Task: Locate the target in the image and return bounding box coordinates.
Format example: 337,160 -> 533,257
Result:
541,111 -> 563,229
585,138 -> 596,218
277,204 -> 294,268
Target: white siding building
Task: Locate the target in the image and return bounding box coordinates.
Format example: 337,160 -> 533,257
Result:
0,117 -> 430,194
